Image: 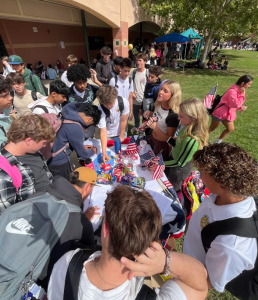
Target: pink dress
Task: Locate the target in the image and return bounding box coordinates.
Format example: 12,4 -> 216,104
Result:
212,84 -> 245,121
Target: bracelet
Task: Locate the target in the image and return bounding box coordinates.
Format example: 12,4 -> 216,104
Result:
162,248 -> 171,276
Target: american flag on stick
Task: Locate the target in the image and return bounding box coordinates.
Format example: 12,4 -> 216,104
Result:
138,116 -> 158,132
140,150 -> 165,180
203,85 -> 218,109
124,136 -> 140,155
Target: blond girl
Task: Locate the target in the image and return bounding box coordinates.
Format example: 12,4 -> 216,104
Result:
143,80 -> 181,160
165,98 -> 209,191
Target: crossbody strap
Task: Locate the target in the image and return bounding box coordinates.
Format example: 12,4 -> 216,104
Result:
63,249 -> 94,300
201,213 -> 258,253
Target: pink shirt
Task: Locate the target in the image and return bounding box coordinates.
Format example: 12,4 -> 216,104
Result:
212,84 -> 245,121
156,49 -> 162,58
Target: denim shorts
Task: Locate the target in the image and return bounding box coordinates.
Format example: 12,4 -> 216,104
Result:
211,114 -> 223,122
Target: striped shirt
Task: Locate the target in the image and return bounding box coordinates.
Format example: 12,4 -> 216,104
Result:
165,127 -> 199,168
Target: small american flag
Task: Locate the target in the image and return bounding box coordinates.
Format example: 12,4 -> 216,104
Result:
163,180 -> 179,200
138,116 -> 158,131
152,152 -> 165,180
140,151 -> 165,179
203,85 -> 218,109
124,136 -> 140,155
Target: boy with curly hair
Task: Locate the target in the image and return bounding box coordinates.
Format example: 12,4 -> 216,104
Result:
67,64 -> 99,105
183,143 -> 258,296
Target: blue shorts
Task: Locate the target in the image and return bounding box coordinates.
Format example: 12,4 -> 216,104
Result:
211,114 -> 223,122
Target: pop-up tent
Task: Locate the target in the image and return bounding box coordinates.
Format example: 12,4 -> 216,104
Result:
181,28 -> 203,58
154,32 -> 191,43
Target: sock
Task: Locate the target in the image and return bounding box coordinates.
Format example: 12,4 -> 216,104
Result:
215,138 -> 223,144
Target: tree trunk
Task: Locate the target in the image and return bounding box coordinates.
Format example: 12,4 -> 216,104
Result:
201,32 -> 214,63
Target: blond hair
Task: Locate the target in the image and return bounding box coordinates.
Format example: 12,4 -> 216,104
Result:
179,98 -> 209,149
150,48 -> 156,58
7,114 -> 56,143
155,80 -> 181,113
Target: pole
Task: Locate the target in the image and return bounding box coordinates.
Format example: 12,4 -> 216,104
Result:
183,43 -> 187,72
140,22 -> 143,44
81,10 -> 91,69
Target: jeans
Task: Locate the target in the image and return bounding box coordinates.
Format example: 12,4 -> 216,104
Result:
133,104 -> 142,128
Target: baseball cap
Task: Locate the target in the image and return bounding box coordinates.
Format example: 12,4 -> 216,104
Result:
9,55 -> 23,65
74,167 -> 100,186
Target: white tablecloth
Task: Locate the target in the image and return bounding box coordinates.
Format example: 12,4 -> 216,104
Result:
83,139 -> 185,234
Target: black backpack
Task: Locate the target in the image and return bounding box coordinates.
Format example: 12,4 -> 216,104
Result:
201,198 -> 258,300
29,73 -> 49,96
207,88 -> 234,115
10,90 -> 38,101
100,95 -> 124,118
63,249 -> 156,300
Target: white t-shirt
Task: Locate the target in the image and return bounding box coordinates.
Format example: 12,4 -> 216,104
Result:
98,97 -> 129,137
176,44 -> 181,52
61,70 -> 73,87
48,250 -> 187,300
27,97 -> 62,115
183,194 -> 257,292
109,76 -> 134,101
153,105 -> 179,134
131,69 -> 148,105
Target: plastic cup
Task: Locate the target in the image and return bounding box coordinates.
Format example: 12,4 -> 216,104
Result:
114,137 -> 121,154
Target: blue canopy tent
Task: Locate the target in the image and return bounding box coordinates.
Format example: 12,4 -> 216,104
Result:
181,28 -> 203,58
154,32 -> 191,71
154,32 -> 191,43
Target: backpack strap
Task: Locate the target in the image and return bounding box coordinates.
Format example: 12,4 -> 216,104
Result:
0,156 -> 22,194
114,74 -> 118,88
29,73 -> 37,91
31,91 -> 37,101
201,211 -> 258,253
117,96 -> 124,115
10,90 -> 14,98
135,284 -> 157,300
63,249 -> 95,300
0,125 -> 7,137
32,105 -> 49,113
62,120 -> 82,127
129,77 -> 132,89
100,104 -> 110,118
132,68 -> 137,82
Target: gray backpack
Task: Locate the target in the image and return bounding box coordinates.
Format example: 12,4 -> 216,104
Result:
0,193 -> 81,300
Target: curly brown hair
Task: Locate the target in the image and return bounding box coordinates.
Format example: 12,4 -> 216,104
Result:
96,85 -> 118,105
105,185 -> 162,261
7,114 -> 56,143
193,143 -> 258,197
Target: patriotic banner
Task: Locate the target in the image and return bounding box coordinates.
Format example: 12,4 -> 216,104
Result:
124,136 -> 140,155
203,85 -> 218,109
152,152 -> 165,180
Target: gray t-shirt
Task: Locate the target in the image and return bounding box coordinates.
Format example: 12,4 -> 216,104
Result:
17,153 -> 51,192
132,69 -> 148,105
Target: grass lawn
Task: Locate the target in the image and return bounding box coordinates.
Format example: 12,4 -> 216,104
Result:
161,49 -> 258,158
161,50 -> 257,300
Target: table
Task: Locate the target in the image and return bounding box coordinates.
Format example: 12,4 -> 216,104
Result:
83,139 -> 186,239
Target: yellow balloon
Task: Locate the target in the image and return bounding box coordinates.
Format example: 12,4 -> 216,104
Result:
129,44 -> 133,50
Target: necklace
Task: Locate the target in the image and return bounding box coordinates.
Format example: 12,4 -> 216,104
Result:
94,261 -> 119,287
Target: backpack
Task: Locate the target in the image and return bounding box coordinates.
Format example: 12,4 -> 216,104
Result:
64,249 -> 157,300
207,88 -> 234,115
10,90 -> 38,101
100,95 -> 124,118
0,156 -> 22,194
131,68 -> 149,83
114,74 -> 132,89
0,193 -> 81,300
29,73 -> 49,96
39,113 -> 82,161
201,198 -> 258,300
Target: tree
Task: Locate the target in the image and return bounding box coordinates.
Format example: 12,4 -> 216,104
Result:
139,0 -> 258,62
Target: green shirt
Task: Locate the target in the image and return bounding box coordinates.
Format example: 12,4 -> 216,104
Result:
23,67 -> 46,96
165,127 -> 199,168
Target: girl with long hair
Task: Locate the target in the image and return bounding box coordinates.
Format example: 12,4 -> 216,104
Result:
150,48 -> 157,65
143,80 -> 181,160
165,98 -> 209,191
210,75 -> 253,143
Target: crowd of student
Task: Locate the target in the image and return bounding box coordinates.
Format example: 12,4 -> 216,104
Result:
0,45 -> 257,300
